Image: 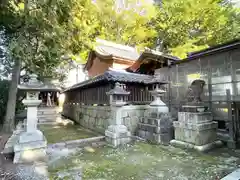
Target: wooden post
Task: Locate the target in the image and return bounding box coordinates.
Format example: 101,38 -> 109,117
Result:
226,89 -> 236,148
207,62 -> 212,111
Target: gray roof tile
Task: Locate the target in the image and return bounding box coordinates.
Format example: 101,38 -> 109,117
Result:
64,70 -> 167,92
95,39 -> 140,61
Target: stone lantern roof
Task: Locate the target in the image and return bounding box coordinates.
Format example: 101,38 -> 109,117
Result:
106,82 -> 130,96
18,74 -> 61,92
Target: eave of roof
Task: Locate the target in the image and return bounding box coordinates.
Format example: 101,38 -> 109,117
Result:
63,70 -> 167,92
126,50 -> 180,72
190,39 -> 240,56
84,49 -> 138,71
140,49 -> 180,62
169,39 -> 240,66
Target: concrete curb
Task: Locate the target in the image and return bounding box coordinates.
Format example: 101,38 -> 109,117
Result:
170,139 -> 223,152
48,136 -> 106,149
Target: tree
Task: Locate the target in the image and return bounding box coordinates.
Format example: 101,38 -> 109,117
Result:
94,0 -> 157,49
153,0 -> 240,58
0,0 -> 74,132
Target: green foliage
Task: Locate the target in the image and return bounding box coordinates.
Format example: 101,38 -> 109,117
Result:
153,0 -> 240,58
0,0 -> 73,78
1,0 -> 239,70
94,0 -> 157,49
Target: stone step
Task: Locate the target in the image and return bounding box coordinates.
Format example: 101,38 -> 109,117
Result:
37,111 -> 60,115
37,114 -> 61,119
221,168 -> 240,180
38,108 -> 60,114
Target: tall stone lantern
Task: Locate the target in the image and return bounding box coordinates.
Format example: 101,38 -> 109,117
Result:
105,82 -> 131,147
14,74 -> 47,164
138,81 -> 174,145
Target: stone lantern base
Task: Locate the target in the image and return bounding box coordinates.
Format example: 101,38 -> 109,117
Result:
3,122 -> 25,154
105,125 -> 131,147
14,130 -> 47,164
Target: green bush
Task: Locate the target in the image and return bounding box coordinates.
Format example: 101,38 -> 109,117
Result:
0,80 -> 25,125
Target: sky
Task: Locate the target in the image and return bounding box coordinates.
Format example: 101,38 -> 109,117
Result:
232,0 -> 240,6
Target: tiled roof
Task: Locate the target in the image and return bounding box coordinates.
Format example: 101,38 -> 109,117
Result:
94,39 -> 180,61
95,39 -> 140,61
63,70 -> 167,92
18,83 -> 61,91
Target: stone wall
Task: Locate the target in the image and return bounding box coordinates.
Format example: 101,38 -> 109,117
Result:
121,105 -> 149,135
62,104 -> 148,135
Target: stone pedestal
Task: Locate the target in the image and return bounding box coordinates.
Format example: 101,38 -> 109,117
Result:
171,105 -> 221,152
14,95 -> 47,164
14,130 -> 47,163
105,83 -> 131,147
137,85 -> 173,145
3,122 -> 24,154
138,113 -> 173,145
105,124 -> 131,147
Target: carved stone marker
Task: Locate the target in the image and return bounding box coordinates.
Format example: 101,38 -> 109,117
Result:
171,80 -> 222,151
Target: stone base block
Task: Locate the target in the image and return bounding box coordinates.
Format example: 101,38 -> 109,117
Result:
105,125 -> 131,147
14,141 -> 47,164
3,130 -> 24,154
178,111 -> 213,124
13,130 -> 47,164
18,130 -> 46,143
138,123 -> 172,134
138,130 -> 173,145
174,125 -> 217,146
170,139 -> 223,152
106,136 -> 131,148
154,132 -> 173,145
3,122 -> 25,154
146,107 -> 169,118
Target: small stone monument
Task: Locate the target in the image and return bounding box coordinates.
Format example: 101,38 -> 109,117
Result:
105,82 -> 131,147
138,83 -> 173,144
13,74 -> 47,164
170,80 -> 222,151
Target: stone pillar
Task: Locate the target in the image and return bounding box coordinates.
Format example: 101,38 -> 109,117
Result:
105,82 -> 131,147
14,91 -> 47,164
170,105 -> 222,152
138,83 -> 173,145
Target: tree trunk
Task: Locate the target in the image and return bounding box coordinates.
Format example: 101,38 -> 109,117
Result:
3,59 -> 21,133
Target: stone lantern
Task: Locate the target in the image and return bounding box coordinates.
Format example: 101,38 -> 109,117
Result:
107,82 -> 130,106
137,81 -> 174,145
13,74 -> 47,164
149,83 -> 168,111
105,82 -> 131,147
